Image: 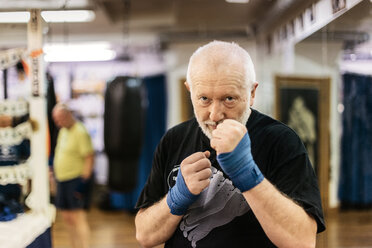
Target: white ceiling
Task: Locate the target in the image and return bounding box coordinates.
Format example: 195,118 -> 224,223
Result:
306,0 -> 372,52
0,0 -> 312,47
0,0 -> 370,51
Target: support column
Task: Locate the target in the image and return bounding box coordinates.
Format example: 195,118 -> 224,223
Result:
26,9 -> 51,216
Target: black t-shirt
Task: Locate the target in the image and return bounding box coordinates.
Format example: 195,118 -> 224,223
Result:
136,109 -> 325,248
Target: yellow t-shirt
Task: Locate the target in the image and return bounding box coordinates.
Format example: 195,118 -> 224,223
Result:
54,122 -> 94,181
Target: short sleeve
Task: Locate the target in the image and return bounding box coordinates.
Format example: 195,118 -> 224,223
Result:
78,125 -> 94,156
265,128 -> 326,233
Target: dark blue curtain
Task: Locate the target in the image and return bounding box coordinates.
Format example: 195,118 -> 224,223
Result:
339,73 -> 372,208
111,74 -> 167,211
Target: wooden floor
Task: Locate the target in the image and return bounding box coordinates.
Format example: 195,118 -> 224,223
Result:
52,208 -> 143,248
316,209 -> 372,248
52,207 -> 372,248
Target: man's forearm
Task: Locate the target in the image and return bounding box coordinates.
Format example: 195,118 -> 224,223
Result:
243,179 -> 317,248
82,154 -> 94,179
135,196 -> 182,248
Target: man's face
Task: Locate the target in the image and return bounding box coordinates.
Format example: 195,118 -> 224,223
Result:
52,109 -> 69,128
188,65 -> 255,139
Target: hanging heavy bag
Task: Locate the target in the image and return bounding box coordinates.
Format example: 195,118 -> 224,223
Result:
104,76 -> 146,192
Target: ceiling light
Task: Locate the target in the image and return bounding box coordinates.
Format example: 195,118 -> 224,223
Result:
0,10 -> 95,23
0,0 -> 90,9
41,10 -> 95,23
350,54 -> 357,61
226,0 -> 249,3
44,43 -> 116,62
0,11 -> 30,23
44,49 -> 115,62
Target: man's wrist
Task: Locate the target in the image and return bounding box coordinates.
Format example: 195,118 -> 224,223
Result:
217,133 -> 264,192
229,164 -> 264,192
166,169 -> 198,215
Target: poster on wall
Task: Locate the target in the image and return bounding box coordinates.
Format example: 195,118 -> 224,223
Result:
275,75 -> 330,209
307,3 -> 316,24
332,0 -> 346,13
279,87 -> 319,170
298,12 -> 304,31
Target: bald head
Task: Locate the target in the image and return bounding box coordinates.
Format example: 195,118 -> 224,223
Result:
186,40 -> 256,91
52,103 -> 75,129
184,41 -> 259,139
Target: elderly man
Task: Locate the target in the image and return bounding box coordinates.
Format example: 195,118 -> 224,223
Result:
135,41 -> 325,248
52,103 -> 94,248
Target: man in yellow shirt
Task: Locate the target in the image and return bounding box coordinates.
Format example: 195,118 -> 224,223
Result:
52,103 -> 94,248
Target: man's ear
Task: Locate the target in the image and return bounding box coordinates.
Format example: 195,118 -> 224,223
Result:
250,82 -> 259,106
184,81 -> 190,92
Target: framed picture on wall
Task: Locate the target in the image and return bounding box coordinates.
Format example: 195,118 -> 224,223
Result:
306,3 -> 316,24
289,20 -> 295,36
298,12 -> 304,30
275,75 -> 330,209
332,0 -> 346,13
266,35 -> 272,55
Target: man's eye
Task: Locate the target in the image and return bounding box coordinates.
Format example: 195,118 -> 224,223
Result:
225,96 -> 235,102
199,97 -> 210,105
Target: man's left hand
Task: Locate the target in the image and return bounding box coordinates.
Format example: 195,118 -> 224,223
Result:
210,119 -> 247,154
210,119 -> 264,192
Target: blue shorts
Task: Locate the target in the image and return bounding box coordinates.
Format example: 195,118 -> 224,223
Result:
55,177 -> 93,210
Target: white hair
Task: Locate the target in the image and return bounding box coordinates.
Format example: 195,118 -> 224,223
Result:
53,102 -> 70,113
52,102 -> 74,119
186,40 -> 256,91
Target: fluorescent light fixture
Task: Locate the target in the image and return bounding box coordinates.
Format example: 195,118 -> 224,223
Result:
0,11 -> 30,23
0,0 -> 90,9
41,10 -> 95,23
226,0 -> 249,3
0,10 -> 95,23
44,42 -> 116,62
350,54 -> 357,61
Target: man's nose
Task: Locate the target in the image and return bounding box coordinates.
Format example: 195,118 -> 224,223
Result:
209,101 -> 224,122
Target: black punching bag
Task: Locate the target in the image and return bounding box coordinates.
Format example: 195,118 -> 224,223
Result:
104,76 -> 146,192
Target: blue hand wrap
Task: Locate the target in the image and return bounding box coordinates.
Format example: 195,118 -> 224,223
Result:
166,168 -> 199,215
217,133 -> 264,192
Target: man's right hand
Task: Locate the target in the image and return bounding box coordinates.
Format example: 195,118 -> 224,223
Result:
181,151 -> 211,195
166,151 -> 211,215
